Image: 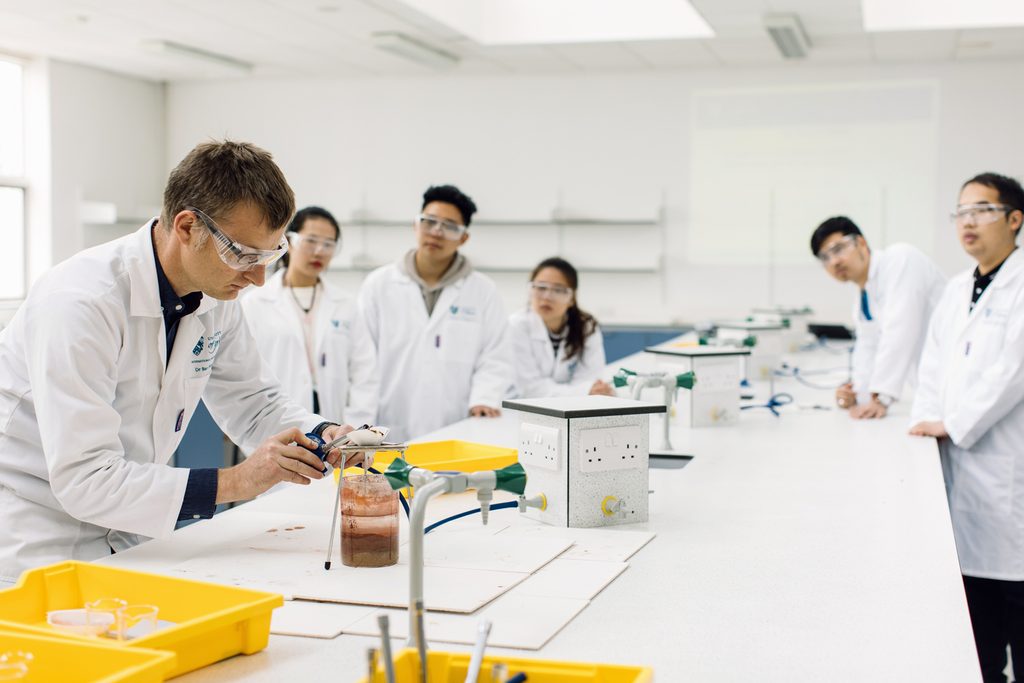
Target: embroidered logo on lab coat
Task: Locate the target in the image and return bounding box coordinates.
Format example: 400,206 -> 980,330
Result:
191,331 -> 223,374
331,319 -> 340,328
449,305 -> 478,320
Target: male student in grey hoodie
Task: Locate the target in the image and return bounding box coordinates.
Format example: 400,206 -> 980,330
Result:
357,185 -> 513,441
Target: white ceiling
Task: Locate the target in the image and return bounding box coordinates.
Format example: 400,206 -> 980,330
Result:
0,0 -> 1022,81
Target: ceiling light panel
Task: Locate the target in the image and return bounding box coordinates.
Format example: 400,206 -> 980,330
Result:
399,0 -> 714,45
863,0 -> 1024,32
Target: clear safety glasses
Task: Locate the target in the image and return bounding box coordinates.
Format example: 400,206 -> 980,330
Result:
816,234 -> 857,265
416,213 -> 467,241
286,232 -> 338,255
950,203 -> 1015,227
188,207 -> 289,271
529,281 -> 574,302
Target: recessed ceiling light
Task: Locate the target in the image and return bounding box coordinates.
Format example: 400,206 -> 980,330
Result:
141,40 -> 253,75
863,0 -> 1024,31
397,0 -> 713,45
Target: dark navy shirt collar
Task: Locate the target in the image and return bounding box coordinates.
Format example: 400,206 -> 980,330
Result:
152,226 -> 203,321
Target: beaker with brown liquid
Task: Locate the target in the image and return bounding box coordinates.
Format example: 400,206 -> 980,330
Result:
340,473 -> 399,567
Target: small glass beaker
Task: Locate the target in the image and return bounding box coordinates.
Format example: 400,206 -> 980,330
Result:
85,598 -> 127,638
341,472 -> 399,568
119,605 -> 160,639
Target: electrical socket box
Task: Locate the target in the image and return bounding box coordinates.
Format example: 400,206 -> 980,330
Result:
751,307 -> 814,353
716,321 -> 785,382
645,345 -> 749,428
503,396 -> 665,528
518,423 -> 561,471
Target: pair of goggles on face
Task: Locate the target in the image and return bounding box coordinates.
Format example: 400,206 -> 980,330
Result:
529,281 -> 573,302
188,207 -> 289,271
950,203 -> 1015,226
286,232 -> 338,254
816,234 -> 857,264
416,213 -> 467,241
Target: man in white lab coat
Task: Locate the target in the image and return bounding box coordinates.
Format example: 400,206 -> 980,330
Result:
810,216 -> 945,418
910,172 -> 1024,683
358,185 -> 513,441
0,141 -> 358,583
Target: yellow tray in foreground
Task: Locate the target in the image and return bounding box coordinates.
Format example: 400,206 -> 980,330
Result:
358,649 -> 653,683
0,628 -> 175,683
0,561 -> 282,679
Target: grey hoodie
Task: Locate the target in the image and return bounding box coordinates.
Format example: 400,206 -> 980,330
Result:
400,248 -> 474,315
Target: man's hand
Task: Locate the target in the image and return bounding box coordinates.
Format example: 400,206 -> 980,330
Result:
850,399 -> 887,420
320,424 -> 366,469
469,405 -> 501,418
909,421 -> 949,439
589,380 -> 615,396
836,383 -> 856,410
216,428 -> 328,504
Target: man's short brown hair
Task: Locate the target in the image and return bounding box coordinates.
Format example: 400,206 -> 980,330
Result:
161,140 -> 295,234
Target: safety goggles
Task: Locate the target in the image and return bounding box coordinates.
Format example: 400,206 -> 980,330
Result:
816,234 -> 857,265
416,213 -> 467,241
529,281 -> 574,302
286,232 -> 338,255
188,207 -> 289,271
950,203 -> 1015,227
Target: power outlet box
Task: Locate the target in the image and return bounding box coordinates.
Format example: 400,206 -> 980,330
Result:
578,425 -> 644,473
519,423 -> 560,471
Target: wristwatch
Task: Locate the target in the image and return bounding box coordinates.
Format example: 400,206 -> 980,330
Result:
872,393 -> 895,408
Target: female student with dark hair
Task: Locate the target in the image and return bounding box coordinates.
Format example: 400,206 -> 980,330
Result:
509,257 -> 614,397
241,206 -> 378,427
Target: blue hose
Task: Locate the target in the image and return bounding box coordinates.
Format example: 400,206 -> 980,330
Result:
424,501 -> 519,535
741,393 -> 794,417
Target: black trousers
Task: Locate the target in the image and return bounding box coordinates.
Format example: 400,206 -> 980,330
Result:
964,575 -> 1024,683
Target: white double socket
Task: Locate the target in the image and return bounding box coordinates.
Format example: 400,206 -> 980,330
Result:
519,423 -> 560,471
578,426 -> 644,473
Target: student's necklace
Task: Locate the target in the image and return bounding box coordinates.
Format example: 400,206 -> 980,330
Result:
287,272 -> 319,313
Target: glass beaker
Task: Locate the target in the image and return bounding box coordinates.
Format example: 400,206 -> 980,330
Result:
341,472 -> 399,568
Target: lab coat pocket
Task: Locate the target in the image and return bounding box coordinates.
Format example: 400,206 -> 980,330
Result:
952,450 -> 1014,516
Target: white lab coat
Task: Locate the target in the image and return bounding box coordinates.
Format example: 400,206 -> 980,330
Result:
0,223 -> 320,582
358,263 -> 513,442
910,248 -> 1024,580
240,269 -> 378,428
508,309 -> 606,398
850,244 -> 946,403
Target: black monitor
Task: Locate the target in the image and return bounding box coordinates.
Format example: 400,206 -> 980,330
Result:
808,323 -> 854,340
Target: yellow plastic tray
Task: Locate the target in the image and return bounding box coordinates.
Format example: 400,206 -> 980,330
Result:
358,649 -> 652,683
337,440 -> 518,482
0,628 -> 175,683
0,561 -> 283,679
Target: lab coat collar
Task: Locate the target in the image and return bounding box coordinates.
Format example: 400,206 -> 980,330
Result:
127,221 -> 164,318
524,308 -> 561,343
865,245 -> 882,288
127,220 -> 219,318
985,247 -> 1023,291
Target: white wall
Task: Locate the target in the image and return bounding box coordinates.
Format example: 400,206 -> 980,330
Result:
166,61 -> 1024,325
0,59 -> 165,328
48,59 -> 165,265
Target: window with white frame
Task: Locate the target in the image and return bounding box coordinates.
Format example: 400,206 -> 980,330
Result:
0,56 -> 26,300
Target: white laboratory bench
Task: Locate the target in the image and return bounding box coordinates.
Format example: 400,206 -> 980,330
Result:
98,343 -> 981,682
